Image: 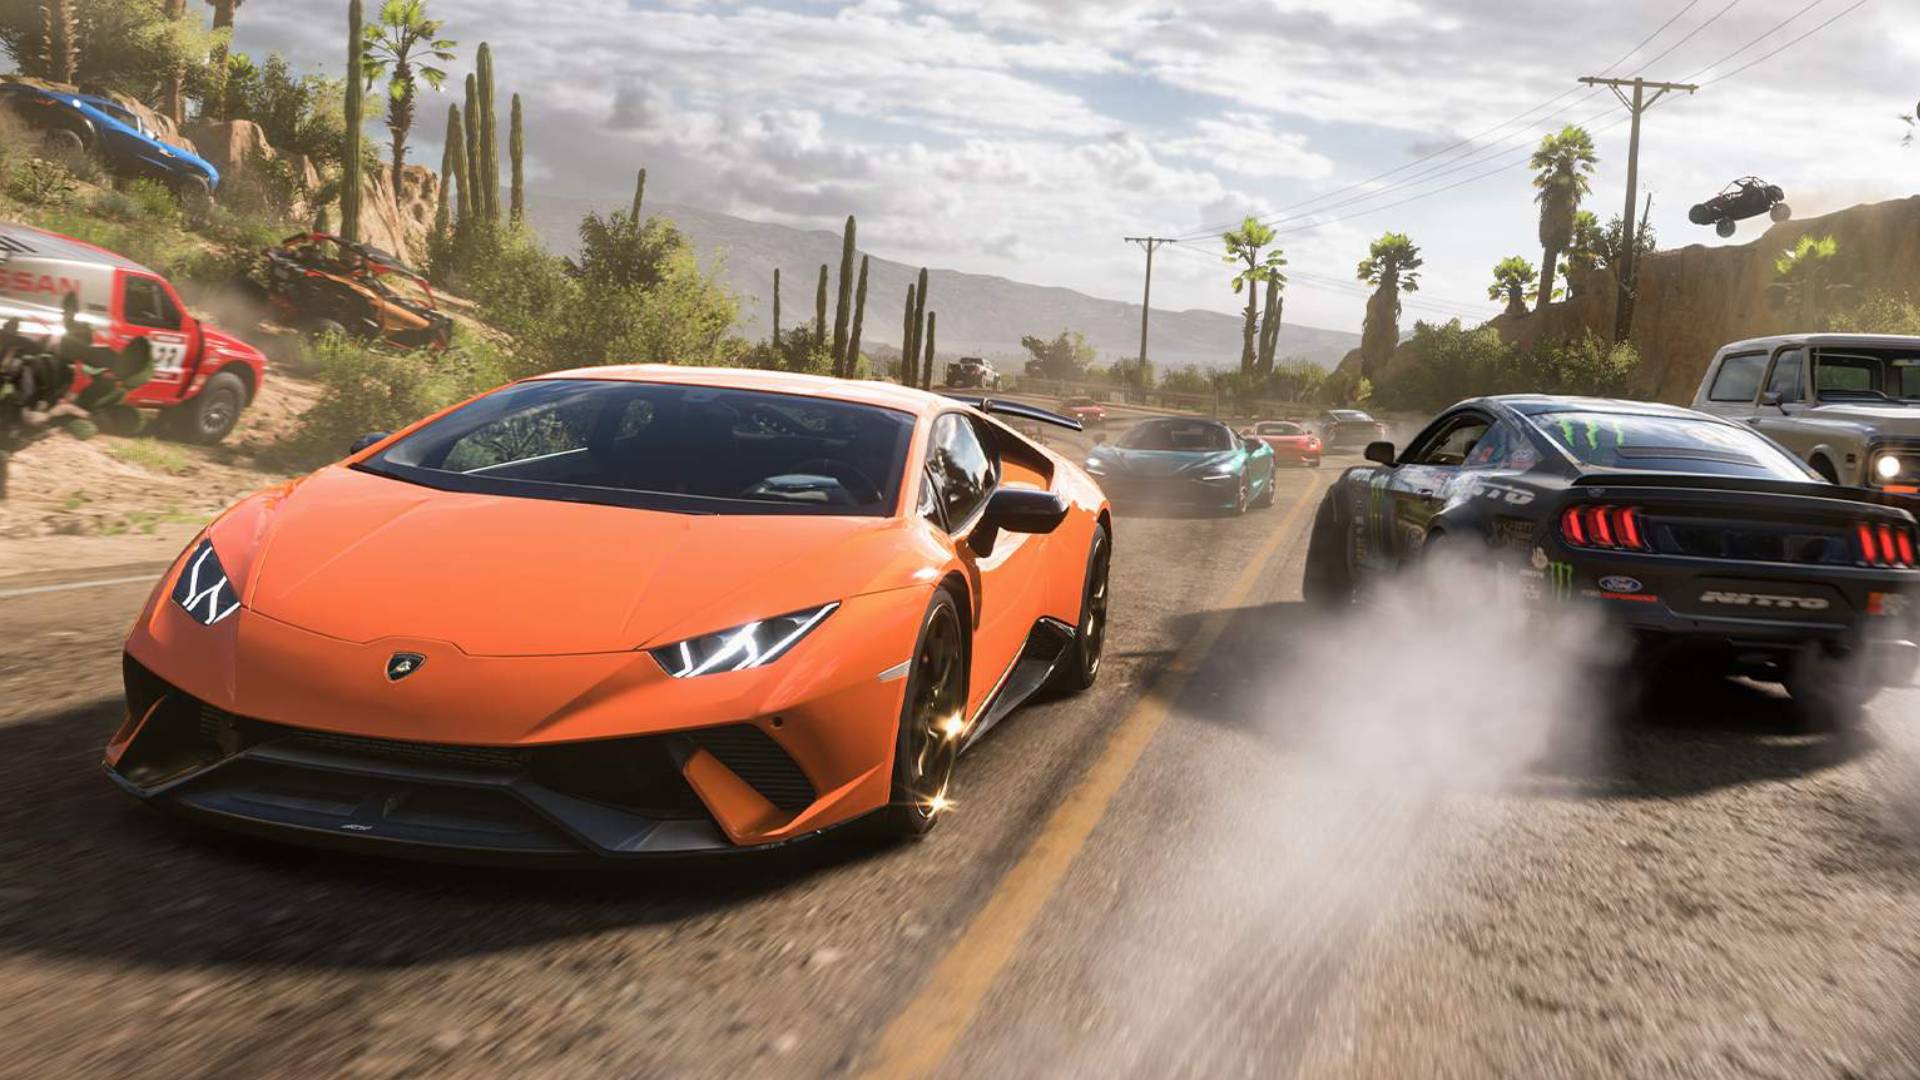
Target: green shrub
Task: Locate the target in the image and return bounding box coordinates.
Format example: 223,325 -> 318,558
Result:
91,189 -> 142,222
6,158 -> 78,206
1834,291 -> 1920,334
285,333 -> 513,469
124,178 -> 183,227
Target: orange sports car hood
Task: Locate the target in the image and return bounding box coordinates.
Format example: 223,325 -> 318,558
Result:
237,466 -> 918,657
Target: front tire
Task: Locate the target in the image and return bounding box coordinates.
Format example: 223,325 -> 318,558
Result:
1770,202 -> 1792,223
1716,219 -> 1737,238
1303,488 -> 1355,608
1252,470 -> 1277,508
874,589 -> 968,839
1048,523 -> 1111,693
181,371 -> 245,445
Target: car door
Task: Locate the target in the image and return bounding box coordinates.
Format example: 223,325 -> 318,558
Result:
1695,350 -> 1767,423
1750,346 -> 1816,457
1384,409 -> 1493,561
922,412 -> 1044,715
111,271 -> 197,403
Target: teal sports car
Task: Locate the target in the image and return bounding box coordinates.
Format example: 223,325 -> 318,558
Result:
1083,417 -> 1276,514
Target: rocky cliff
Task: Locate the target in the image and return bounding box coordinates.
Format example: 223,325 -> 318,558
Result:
1484,194 -> 1920,402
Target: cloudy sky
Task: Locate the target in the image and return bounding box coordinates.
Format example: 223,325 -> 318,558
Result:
239,0 -> 1919,334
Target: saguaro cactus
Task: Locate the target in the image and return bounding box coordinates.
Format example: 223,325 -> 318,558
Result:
900,284 -> 917,385
772,268 -> 782,347
830,215 -> 856,375
846,255 -> 869,378
630,168 -> 647,223
340,0 -> 365,243
463,73 -> 480,214
446,103 -> 469,226
921,311 -> 937,391
434,125 -> 453,239
910,268 -> 929,388
814,264 -> 828,345
476,44 -> 499,224
508,93 -> 524,225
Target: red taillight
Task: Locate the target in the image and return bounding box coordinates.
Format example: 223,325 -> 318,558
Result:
1560,505 -> 1651,552
1860,521 -> 1918,568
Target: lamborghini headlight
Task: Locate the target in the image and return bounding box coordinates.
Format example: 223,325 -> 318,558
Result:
170,538 -> 241,627
650,602 -> 840,678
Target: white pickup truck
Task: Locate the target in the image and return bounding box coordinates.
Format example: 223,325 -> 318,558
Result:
1691,333 -> 1920,497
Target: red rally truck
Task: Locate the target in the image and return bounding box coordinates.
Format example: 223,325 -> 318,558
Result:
0,221 -> 266,442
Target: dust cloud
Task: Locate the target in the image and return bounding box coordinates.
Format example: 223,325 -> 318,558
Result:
1048,557 -> 1629,1078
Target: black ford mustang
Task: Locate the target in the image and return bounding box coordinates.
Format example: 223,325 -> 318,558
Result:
1304,395 -> 1919,713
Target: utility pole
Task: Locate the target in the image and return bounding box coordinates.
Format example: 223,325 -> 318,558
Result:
1578,75 -> 1696,342
1124,237 -> 1177,395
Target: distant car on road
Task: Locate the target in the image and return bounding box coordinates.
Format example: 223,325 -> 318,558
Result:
1304,394 -> 1918,720
1084,416 -> 1276,514
1691,333 -> 1920,496
1241,420 -> 1322,468
1318,409 -> 1386,450
0,221 -> 265,442
943,356 -> 1000,390
1061,396 -> 1107,428
0,82 -> 219,204
106,369 -> 1111,859
1689,177 -> 1790,238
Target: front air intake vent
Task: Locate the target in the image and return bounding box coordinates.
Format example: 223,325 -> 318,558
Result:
689,725 -> 816,811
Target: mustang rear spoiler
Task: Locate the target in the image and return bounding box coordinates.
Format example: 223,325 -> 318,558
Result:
1572,471 -> 1917,517
939,394 -> 1084,432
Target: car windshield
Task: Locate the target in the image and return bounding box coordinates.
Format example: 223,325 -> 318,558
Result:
1256,422 -> 1304,436
1329,410 -> 1373,422
1812,349 -> 1920,402
361,379 -> 917,516
1065,397 -> 1096,407
1533,411 -> 1817,481
1116,419 -> 1234,452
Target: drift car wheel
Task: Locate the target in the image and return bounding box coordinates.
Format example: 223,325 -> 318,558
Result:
183,371 -> 245,445
1049,524 -> 1111,692
1716,219 -> 1737,238
875,589 -> 968,839
1302,488 -> 1354,608
1253,475 -> 1277,509
1228,477 -> 1250,516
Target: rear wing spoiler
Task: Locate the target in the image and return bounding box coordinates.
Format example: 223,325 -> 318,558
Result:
939,394 -> 1084,432
1571,471 -> 1917,519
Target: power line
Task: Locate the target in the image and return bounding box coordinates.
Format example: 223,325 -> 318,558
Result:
1673,0 -> 1826,82
1169,0 -> 1706,242
1695,0 -> 1870,86
1626,0 -> 1744,73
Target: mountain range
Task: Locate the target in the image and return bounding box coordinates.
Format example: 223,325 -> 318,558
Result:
522,194 -> 1360,370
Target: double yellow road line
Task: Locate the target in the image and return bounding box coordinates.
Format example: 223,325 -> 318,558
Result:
858,476 -> 1327,1079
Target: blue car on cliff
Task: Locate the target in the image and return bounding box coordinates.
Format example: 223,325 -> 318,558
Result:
0,82 -> 219,202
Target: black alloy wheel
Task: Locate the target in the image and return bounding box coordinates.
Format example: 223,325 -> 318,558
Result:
876,589 -> 968,838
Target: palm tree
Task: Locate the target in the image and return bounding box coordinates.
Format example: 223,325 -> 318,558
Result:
1489,256 -> 1537,318
1529,125 -> 1597,314
1772,234 -> 1847,327
361,0 -> 458,193
161,0 -> 188,124
204,0 -> 247,120
1356,232 -> 1422,376
1223,216 -> 1287,375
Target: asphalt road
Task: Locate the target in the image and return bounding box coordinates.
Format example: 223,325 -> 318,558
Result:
3,451 -> 1919,1079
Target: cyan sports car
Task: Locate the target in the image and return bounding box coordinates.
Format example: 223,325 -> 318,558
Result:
1083,416 -> 1276,514
0,83 -> 220,201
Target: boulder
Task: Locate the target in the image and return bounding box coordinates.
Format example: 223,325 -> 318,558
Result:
182,118 -> 274,179
354,164 -> 442,263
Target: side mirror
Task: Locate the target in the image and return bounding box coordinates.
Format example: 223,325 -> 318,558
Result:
1364,440 -> 1396,466
349,431 -> 390,455
970,488 -> 1069,558
1760,390 -> 1785,410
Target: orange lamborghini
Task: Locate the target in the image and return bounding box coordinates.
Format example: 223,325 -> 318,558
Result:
105,367 -> 1112,859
